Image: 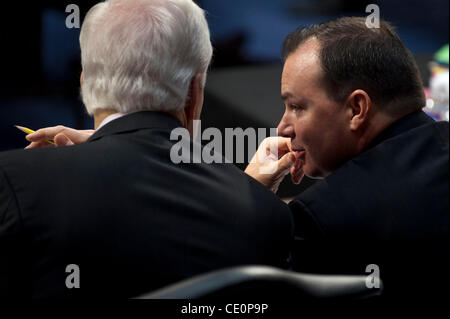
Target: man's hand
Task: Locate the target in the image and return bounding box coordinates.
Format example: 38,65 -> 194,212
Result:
24,126 -> 95,149
245,136 -> 304,193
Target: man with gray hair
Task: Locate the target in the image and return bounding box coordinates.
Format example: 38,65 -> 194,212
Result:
0,0 -> 292,298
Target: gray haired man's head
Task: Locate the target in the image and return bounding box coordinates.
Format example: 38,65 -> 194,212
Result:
79,0 -> 212,116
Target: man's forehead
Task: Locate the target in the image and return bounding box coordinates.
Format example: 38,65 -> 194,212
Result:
284,38 -> 321,72
281,38 -> 322,94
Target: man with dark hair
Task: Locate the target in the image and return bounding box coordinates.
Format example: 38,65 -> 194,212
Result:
246,17 -> 448,304
20,15 -> 448,303
281,17 -> 426,116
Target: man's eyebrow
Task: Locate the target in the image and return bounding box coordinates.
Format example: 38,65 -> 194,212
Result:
281,93 -> 311,105
281,93 -> 292,101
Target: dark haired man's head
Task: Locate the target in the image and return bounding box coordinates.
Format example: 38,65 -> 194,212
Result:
282,17 -> 425,115
278,17 -> 425,178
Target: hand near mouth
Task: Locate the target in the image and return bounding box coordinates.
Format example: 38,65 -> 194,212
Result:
290,152 -> 304,185
245,136 -> 304,193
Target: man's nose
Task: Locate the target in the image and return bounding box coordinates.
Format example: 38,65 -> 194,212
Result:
277,115 -> 295,138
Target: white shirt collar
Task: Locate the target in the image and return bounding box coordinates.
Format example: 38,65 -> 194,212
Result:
96,112 -> 127,131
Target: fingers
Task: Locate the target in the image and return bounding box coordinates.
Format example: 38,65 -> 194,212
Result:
265,151 -> 298,193
26,125 -> 66,142
67,129 -> 95,144
54,133 -> 75,146
277,151 -> 296,174
290,156 -> 304,184
24,140 -> 55,150
264,136 -> 293,158
25,126 -> 94,146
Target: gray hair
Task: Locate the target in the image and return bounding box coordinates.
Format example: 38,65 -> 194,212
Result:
79,0 -> 213,115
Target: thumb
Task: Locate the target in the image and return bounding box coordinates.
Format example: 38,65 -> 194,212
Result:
277,152 -> 296,173
54,133 -> 74,146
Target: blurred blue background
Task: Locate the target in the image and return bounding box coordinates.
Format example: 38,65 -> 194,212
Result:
0,0 -> 448,152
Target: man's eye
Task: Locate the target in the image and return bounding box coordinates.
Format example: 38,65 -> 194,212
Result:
291,104 -> 303,111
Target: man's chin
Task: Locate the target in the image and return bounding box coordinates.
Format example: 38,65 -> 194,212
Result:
303,166 -> 326,180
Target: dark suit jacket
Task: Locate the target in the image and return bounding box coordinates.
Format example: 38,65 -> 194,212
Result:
289,111 -> 449,303
0,111 -> 293,299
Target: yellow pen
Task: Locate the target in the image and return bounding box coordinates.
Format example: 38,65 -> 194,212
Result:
15,125 -> 55,145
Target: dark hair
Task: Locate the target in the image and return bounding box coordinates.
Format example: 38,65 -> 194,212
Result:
282,17 -> 425,115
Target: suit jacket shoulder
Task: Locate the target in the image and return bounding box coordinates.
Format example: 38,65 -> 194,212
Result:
289,111 -> 449,241
0,111 -> 293,298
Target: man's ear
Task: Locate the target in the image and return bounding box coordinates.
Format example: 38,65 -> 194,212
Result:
185,73 -> 204,137
80,71 -> 84,86
346,89 -> 371,131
